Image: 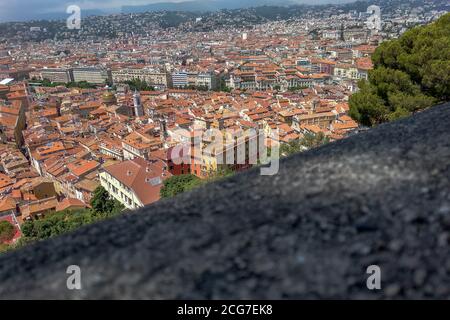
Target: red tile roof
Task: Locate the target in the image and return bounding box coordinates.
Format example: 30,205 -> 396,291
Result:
103,157 -> 171,206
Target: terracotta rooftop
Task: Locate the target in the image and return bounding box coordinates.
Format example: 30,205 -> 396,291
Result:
103,157 -> 171,206
55,198 -> 89,212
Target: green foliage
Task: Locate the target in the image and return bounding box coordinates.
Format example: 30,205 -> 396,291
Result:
38,78 -> 59,87
349,80 -> 389,127
387,91 -> 435,113
0,187 -> 125,254
207,166 -> 235,181
158,12 -> 192,28
280,132 -> 330,157
387,107 -> 411,122
90,186 -> 124,215
421,60 -> 450,99
369,67 -> 421,101
288,85 -> 309,92
160,168 -> 237,199
0,243 -> 10,253
160,174 -> 203,198
186,85 -> 209,91
124,78 -> 155,91
301,132 -> 330,149
217,78 -> 231,93
20,208 -> 120,242
32,79 -> 97,89
19,187 -> 124,244
0,221 -> 15,243
350,13 -> 450,126
11,236 -> 37,249
66,81 -> 97,89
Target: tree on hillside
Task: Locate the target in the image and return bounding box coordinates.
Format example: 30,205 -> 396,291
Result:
350,13 -> 450,126
90,186 -> 124,215
349,80 -> 389,126
20,207 -> 122,242
2,190 -> 124,254
160,174 -> 203,198
280,132 -> 330,157
301,132 -> 330,149
0,221 -> 15,244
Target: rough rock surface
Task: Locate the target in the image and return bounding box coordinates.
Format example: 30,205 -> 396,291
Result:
1,103 -> 450,299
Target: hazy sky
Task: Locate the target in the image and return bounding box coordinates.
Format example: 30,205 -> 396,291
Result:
0,0 -> 158,18
0,0 -> 350,22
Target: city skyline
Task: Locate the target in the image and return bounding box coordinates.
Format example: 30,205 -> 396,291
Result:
0,0 -> 353,22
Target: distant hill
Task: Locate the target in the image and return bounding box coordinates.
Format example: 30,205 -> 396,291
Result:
34,9 -> 106,21
0,0 -> 396,23
0,9 -> 107,22
121,0 -> 349,14
121,0 -> 282,13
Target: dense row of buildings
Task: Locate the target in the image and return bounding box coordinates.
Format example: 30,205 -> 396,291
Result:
34,67 -> 112,85
0,77 -> 358,225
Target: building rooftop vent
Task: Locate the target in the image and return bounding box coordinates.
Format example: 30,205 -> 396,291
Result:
148,177 -> 162,186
